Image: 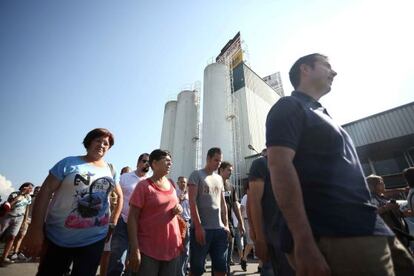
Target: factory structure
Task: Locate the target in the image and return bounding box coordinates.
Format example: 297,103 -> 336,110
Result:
160,32 -> 284,191
160,32 -> 414,191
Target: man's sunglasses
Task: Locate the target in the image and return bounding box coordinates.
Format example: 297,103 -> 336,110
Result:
141,160 -> 149,164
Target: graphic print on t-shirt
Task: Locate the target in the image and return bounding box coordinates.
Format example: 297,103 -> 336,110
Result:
65,172 -> 114,229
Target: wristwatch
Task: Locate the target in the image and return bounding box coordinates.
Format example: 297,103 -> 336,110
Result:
109,223 -> 116,229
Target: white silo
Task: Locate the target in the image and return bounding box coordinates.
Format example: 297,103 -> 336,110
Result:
160,100 -> 177,154
170,90 -> 198,181
201,63 -> 233,165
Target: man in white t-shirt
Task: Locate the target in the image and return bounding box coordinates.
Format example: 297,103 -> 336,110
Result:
107,153 -> 150,276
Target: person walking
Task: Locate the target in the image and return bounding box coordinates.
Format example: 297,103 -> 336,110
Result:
23,128 -> 123,276
107,154 -> 150,276
266,53 -> 414,275
127,149 -> 183,276
188,147 -> 229,276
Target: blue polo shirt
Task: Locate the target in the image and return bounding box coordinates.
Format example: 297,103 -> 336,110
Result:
266,91 -> 393,253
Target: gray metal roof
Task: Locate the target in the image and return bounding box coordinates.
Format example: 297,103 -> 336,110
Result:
342,102 -> 414,147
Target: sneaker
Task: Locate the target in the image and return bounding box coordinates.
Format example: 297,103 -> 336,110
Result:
240,259 -> 247,271
9,253 -> 18,261
0,257 -> 15,266
17,252 -> 28,261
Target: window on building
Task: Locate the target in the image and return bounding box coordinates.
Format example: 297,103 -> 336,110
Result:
407,148 -> 414,166
372,154 -> 408,175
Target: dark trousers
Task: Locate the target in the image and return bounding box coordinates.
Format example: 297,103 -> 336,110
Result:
37,237 -> 105,276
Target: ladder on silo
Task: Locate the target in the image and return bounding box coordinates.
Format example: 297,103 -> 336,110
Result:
192,82 -> 202,170
224,61 -> 243,198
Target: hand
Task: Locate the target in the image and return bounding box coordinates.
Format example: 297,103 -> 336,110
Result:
195,226 -> 206,245
21,225 -> 44,258
295,241 -> 331,276
238,223 -> 245,237
105,227 -> 114,242
127,248 -> 141,272
386,202 -> 400,211
254,239 -> 269,262
223,225 -> 231,240
172,204 -> 183,215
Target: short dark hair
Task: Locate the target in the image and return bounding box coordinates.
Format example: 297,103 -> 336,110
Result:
19,182 -> 34,191
403,167 -> 414,188
149,149 -> 171,167
207,147 -> 222,159
137,153 -> 149,163
218,161 -> 232,174
83,128 -> 114,149
120,166 -> 131,175
289,53 -> 327,89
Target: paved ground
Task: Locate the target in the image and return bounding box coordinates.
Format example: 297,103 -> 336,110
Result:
0,260 -> 260,276
1,243 -> 261,275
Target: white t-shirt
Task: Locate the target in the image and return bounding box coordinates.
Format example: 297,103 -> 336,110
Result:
241,194 -> 248,219
120,171 -> 146,221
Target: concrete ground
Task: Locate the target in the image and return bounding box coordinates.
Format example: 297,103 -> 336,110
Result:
1,243 -> 261,275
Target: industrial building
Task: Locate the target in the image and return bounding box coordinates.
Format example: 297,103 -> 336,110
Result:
160,90 -> 200,182
160,32 -> 414,193
160,33 -> 283,190
343,102 -> 414,188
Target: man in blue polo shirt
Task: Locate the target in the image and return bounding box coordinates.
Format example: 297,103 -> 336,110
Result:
266,53 -> 414,275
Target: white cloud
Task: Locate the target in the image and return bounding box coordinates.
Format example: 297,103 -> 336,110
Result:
0,174 -> 14,202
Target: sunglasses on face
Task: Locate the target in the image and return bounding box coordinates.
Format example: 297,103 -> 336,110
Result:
141,160 -> 149,164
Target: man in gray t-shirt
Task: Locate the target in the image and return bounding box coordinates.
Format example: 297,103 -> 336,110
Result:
188,147 -> 229,276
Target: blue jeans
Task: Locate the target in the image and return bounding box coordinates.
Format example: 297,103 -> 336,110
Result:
177,222 -> 190,276
189,228 -> 228,276
108,217 -> 129,276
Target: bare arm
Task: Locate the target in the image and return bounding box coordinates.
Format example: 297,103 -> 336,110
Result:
127,205 -> 141,272
110,184 -> 123,225
188,184 -> 206,245
220,190 -> 229,228
23,173 -> 60,257
268,146 -> 330,276
248,179 -> 266,242
232,191 -> 244,235
188,184 -> 201,229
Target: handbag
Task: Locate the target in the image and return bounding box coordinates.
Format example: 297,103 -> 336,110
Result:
0,201 -> 11,217
177,214 -> 188,240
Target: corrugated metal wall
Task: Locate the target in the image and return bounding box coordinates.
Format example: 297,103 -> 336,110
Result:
343,102 -> 414,147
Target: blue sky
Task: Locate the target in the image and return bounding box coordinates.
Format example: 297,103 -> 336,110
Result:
1,0 -> 413,195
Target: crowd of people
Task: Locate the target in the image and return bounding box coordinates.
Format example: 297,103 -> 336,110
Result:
1,53 -> 414,276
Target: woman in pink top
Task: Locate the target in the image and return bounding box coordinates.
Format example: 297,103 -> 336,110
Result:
127,149 -> 183,275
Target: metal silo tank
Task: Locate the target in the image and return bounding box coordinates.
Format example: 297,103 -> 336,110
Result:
171,90 -> 198,181
160,100 -> 177,154
201,63 -> 233,165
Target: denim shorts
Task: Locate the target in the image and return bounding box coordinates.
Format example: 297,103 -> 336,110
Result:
189,227 -> 228,276
0,215 -> 24,237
